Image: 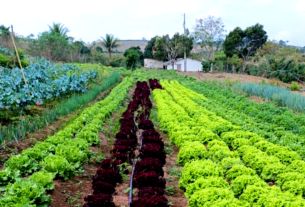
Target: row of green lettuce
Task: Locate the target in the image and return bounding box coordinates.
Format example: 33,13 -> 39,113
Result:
0,72 -> 120,145
182,81 -> 305,160
153,80 -> 305,206
0,77 -> 134,207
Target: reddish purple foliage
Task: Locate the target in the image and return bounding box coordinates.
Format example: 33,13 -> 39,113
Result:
142,137 -> 164,148
149,79 -> 163,90
111,153 -> 128,163
114,139 -> 137,148
84,193 -> 115,207
92,181 -> 115,195
93,169 -> 122,185
131,195 -> 168,207
111,145 -> 132,154
133,171 -> 166,188
139,143 -> 166,165
137,187 -> 164,198
135,158 -> 164,177
115,131 -> 137,140
139,119 -> 154,130
100,158 -> 121,169
142,130 -> 160,138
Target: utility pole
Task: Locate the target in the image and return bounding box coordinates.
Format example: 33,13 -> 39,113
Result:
183,13 -> 187,72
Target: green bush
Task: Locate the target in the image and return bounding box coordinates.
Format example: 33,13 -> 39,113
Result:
289,81 -> 302,91
108,56 -> 126,67
0,54 -> 10,67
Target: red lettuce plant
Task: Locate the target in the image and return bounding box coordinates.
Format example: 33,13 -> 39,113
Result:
137,186 -> 164,198
92,181 -> 115,195
139,119 -> 154,130
135,158 -> 164,177
131,195 -> 168,207
142,137 -> 164,148
133,171 -> 166,188
139,143 -> 166,165
142,130 -> 160,138
93,168 -> 122,185
84,193 -> 115,207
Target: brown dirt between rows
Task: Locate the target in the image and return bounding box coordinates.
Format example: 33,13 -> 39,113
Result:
49,86 -> 134,207
0,85 -> 116,167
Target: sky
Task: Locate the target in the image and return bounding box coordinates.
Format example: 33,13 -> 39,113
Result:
1,0 -> 305,46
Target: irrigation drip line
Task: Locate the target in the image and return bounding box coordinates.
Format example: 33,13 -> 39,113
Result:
128,118 -> 144,207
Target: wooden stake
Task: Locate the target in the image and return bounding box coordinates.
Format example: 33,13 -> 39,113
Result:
10,25 -> 28,85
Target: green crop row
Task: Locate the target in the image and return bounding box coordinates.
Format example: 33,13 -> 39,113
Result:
0,77 -> 134,207
153,80 -> 305,206
182,81 -> 305,159
0,72 -> 121,145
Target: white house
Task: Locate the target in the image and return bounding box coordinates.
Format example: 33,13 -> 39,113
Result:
164,58 -> 202,72
144,58 -> 164,69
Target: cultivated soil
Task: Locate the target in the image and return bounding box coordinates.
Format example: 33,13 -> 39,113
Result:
0,85 -> 118,166
49,86 -> 135,207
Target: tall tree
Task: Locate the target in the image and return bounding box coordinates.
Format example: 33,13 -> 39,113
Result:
100,34 -> 120,58
48,23 -> 70,38
223,23 -> 268,72
193,16 -> 226,60
124,46 -> 144,68
143,36 -> 157,59
154,33 -> 193,68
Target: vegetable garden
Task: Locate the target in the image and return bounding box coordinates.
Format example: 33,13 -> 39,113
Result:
1,67 -> 305,207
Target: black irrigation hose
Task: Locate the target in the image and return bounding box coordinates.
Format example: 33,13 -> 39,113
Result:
128,119 -> 144,206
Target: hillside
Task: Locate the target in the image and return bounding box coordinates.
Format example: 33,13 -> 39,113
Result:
99,39 -> 148,52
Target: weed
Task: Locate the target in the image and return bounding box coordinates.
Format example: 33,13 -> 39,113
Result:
123,187 -> 135,195
169,168 -> 182,179
165,186 -> 176,196
64,191 -> 82,207
90,150 -> 104,163
164,146 -> 174,156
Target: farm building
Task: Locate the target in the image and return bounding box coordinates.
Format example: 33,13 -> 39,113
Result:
144,58 -> 164,69
164,58 -> 202,72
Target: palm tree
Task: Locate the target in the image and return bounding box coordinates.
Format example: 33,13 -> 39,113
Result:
48,23 -> 70,38
100,34 -> 120,58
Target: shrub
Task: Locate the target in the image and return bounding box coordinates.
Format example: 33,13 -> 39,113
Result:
289,81 -> 302,91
